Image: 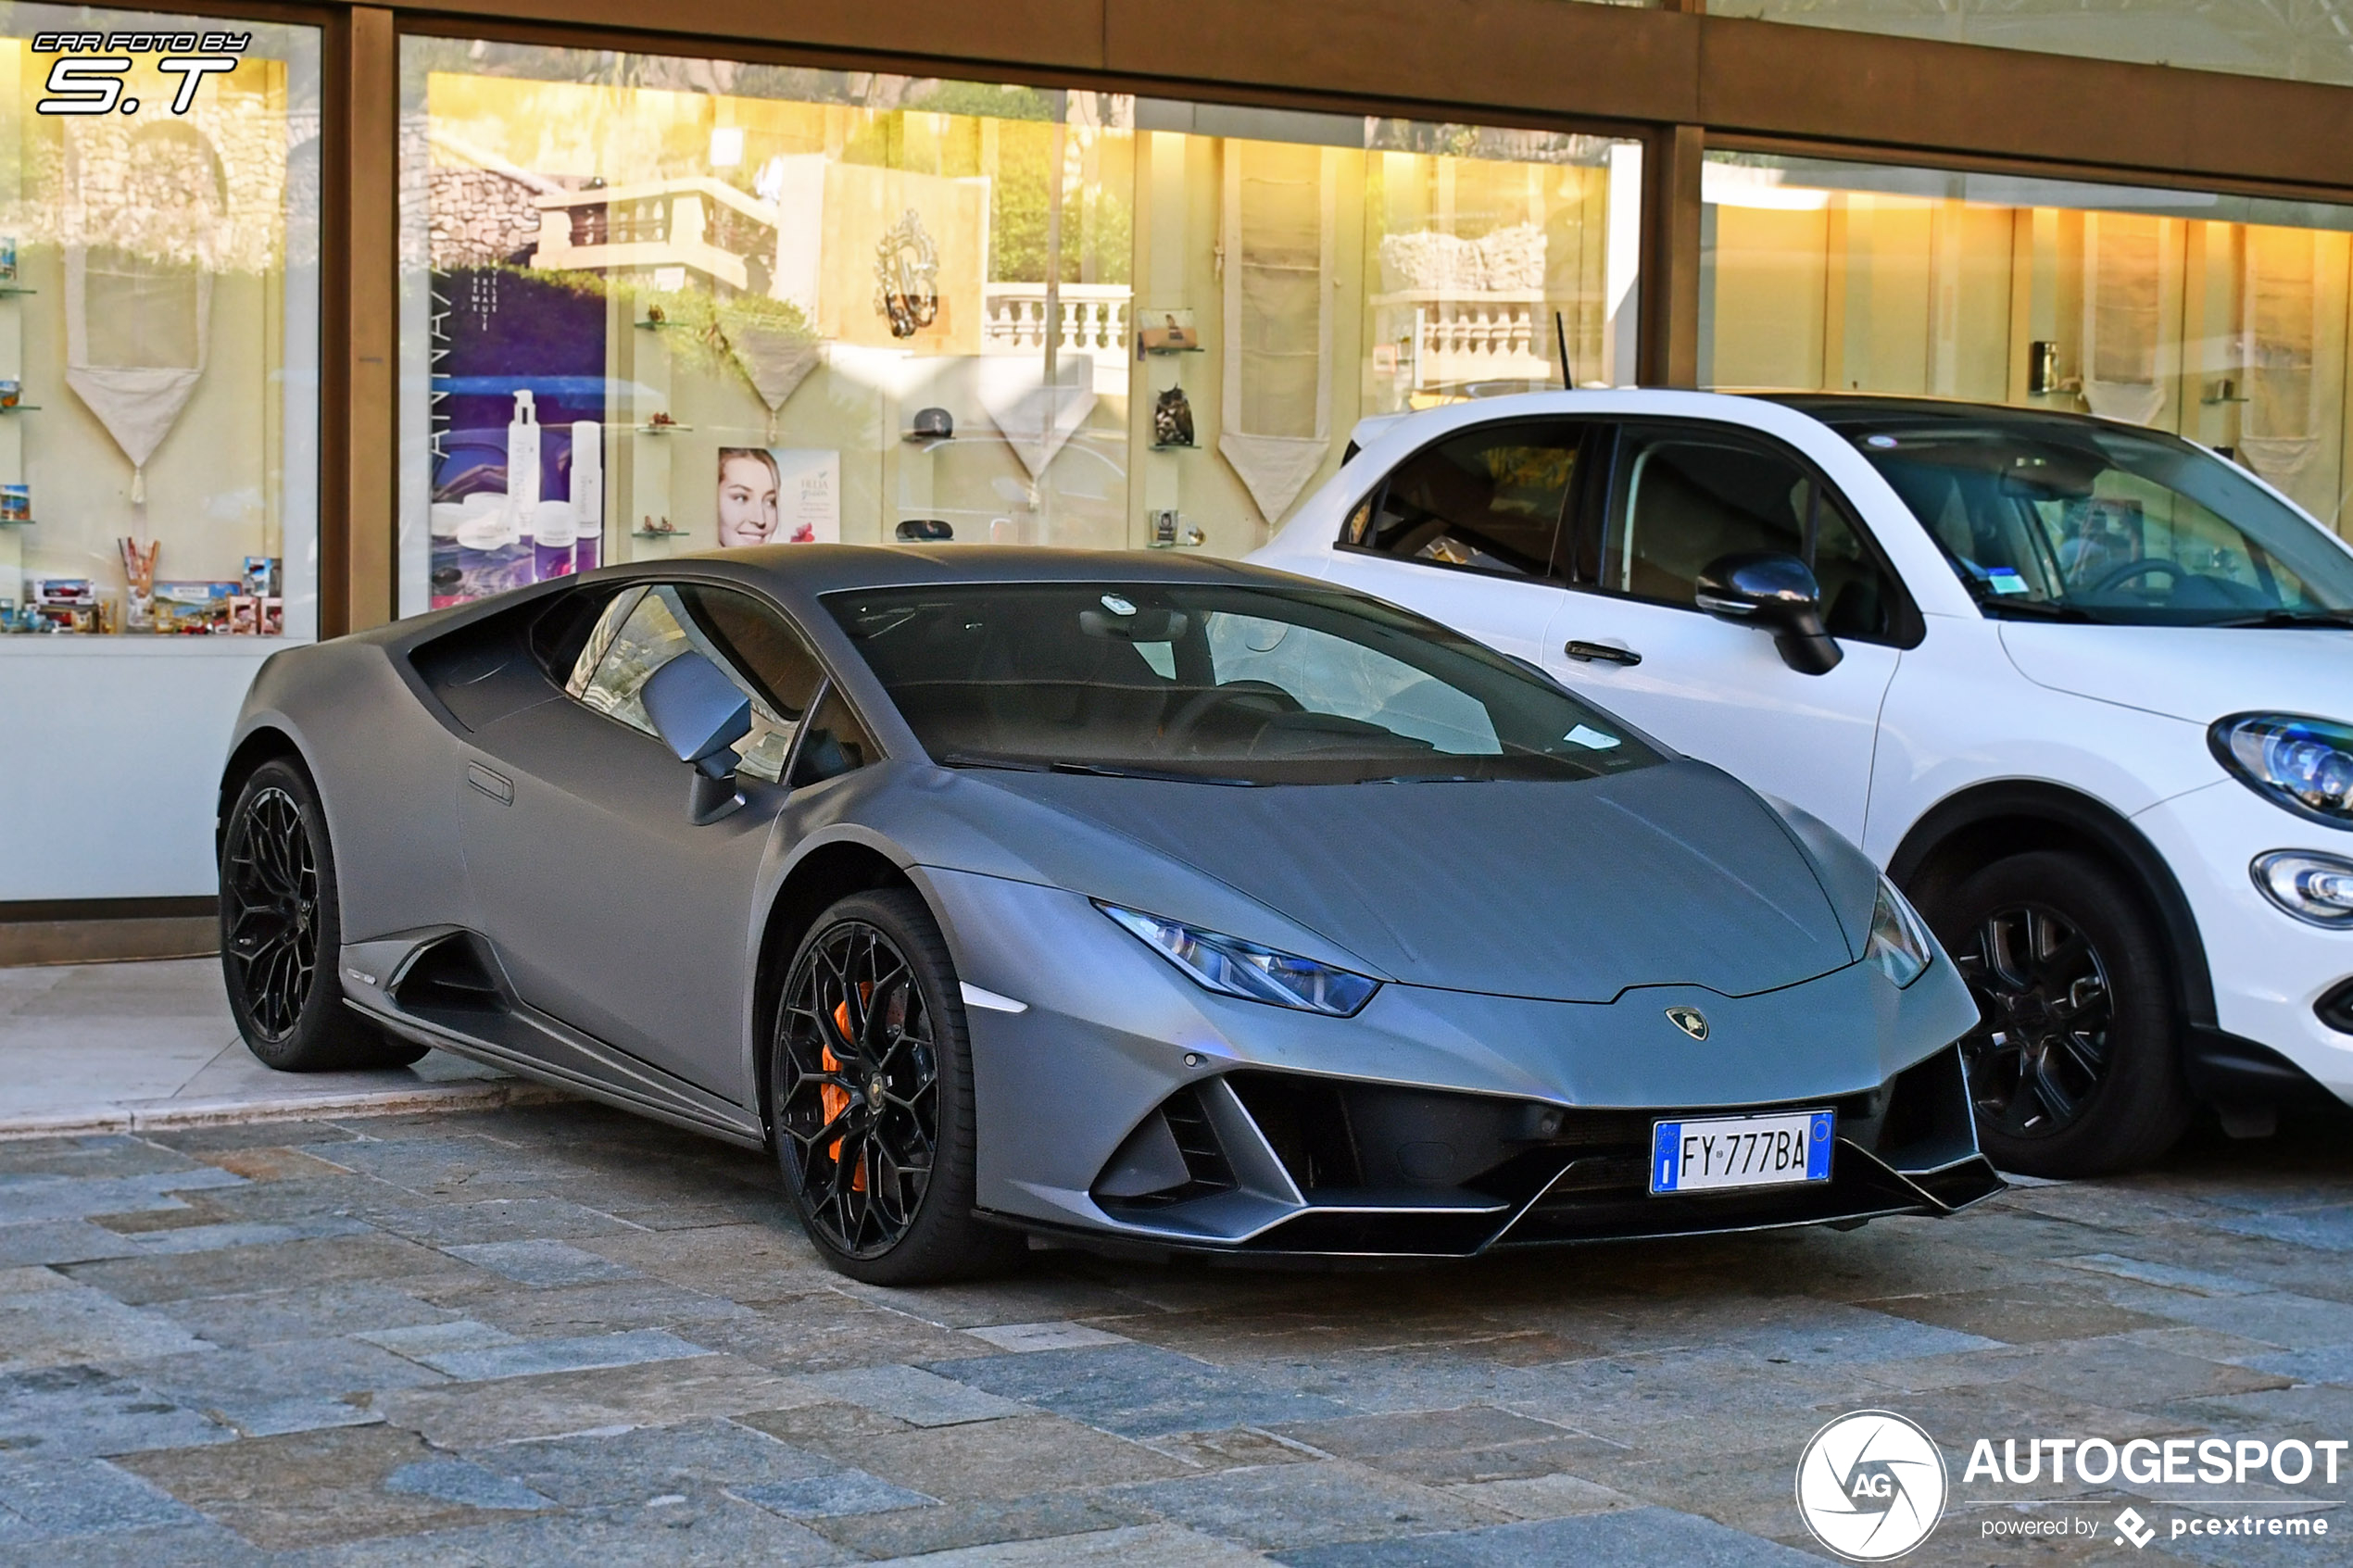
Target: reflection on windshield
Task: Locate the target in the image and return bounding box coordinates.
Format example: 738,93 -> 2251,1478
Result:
825,583 -> 1665,784
1838,418 -> 2353,626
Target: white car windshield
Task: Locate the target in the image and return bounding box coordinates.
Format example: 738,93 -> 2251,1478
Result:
1804,403 -> 2353,628
826,582 -> 1664,784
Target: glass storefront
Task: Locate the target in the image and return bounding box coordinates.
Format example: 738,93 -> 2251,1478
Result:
1701,153 -> 2353,534
0,7 -> 318,637
1712,0 -> 2353,90
0,7 -> 319,901
395,42 -> 1642,614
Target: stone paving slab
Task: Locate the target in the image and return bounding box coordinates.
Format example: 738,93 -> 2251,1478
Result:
0,1086 -> 2332,1562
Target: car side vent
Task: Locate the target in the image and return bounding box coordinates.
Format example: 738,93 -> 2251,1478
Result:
390,932 -> 507,1021
1091,1087 -> 1235,1210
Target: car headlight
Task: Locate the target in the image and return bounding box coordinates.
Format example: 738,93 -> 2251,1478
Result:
2210,713 -> 2353,829
2251,850 -> 2353,929
1865,875 -> 1933,988
1096,902 -> 1378,1016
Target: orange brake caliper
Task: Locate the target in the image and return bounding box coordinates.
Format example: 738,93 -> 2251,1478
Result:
823,991 -> 871,1191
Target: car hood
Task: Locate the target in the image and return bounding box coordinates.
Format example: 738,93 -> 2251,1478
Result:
2000,621 -> 2353,725
951,759 -> 1857,1003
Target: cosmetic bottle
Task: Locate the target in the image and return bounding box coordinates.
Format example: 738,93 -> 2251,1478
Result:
429,503 -> 465,608
507,389 -> 542,530
456,510 -> 516,600
569,421 -> 602,571
533,500 -> 577,580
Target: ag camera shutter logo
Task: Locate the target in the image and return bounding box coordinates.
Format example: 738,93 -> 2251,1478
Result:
1796,1411 -> 1948,1561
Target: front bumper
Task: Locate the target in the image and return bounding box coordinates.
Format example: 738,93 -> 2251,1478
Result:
2133,780 -> 2353,1105
918,866 -> 1999,1259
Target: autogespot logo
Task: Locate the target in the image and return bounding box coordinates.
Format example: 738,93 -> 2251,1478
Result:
1796,1411 -> 1949,1561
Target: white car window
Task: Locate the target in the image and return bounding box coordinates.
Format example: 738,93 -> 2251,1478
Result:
1341,420 -> 1587,580
1606,428 -> 1901,641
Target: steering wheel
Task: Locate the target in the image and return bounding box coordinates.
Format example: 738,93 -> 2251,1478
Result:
2082,558 -> 2185,597
1164,681 -> 1303,745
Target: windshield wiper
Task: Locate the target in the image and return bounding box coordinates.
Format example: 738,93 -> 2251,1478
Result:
1046,760 -> 1262,786
1353,773 -> 1488,784
2204,608 -> 2353,629
933,751 -> 1048,772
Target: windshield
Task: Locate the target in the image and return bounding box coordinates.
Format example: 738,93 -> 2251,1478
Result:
1831,414 -> 2353,626
825,582 -> 1664,784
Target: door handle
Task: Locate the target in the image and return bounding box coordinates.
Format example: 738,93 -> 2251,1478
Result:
1563,639 -> 1642,667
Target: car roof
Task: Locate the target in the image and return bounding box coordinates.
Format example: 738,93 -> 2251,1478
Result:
643,544 -> 1313,601
1748,391 -> 2133,435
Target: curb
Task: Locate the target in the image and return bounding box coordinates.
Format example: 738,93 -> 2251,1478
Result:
0,1079 -> 579,1140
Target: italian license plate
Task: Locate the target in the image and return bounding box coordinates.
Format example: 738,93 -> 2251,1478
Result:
1649,1110 -> 1834,1195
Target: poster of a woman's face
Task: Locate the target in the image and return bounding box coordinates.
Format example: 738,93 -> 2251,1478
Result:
717,447 -> 781,547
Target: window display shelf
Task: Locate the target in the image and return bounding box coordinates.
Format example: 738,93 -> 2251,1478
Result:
635,421 -> 692,434
632,527 -> 690,539
0,286 -> 34,298
0,406 -> 42,414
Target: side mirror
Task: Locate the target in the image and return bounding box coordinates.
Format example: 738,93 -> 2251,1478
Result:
1694,552 -> 1843,676
640,651 -> 751,822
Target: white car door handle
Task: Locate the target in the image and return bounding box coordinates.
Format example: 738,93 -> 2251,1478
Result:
1563,639 -> 1642,667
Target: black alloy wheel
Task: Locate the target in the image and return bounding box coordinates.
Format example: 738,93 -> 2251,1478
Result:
219,759 -> 426,1073
772,889 -> 1019,1284
223,783 -> 319,1043
1932,850 -> 2188,1177
1956,901 -> 2112,1142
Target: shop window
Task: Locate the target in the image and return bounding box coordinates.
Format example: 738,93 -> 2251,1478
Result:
1708,0 -> 2353,91
1701,153 -> 2353,536
0,10 -> 319,637
396,43 -> 1639,614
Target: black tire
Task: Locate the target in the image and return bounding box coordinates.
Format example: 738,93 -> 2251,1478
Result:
219,759 -> 428,1073
1927,851 -> 2189,1177
770,889 -> 1021,1285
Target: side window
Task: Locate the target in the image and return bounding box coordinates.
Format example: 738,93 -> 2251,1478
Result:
1340,420 -> 1586,580
573,583 -> 825,783
1604,429 -> 1900,640
565,585 -> 644,698
788,684 -> 879,789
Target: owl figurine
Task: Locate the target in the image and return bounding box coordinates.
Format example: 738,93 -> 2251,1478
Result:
1153,385 -> 1196,448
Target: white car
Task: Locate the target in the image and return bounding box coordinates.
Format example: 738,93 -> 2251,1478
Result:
1252,389 -> 2353,1176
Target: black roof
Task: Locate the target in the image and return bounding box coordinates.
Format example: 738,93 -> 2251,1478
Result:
1753,391 -> 2135,439
699,544 -> 1309,599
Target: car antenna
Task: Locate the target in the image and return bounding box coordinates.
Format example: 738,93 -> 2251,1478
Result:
1555,310 -> 1571,389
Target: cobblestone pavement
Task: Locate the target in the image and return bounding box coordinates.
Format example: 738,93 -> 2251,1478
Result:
0,1099 -> 2346,1566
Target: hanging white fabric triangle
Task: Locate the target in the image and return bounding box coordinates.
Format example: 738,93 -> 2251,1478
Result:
62,121 -> 217,506
975,354 -> 1097,480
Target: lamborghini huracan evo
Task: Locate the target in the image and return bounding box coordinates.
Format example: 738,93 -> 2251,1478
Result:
218,546 -> 2002,1283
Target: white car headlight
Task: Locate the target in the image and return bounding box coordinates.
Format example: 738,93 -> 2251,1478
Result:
1097,902 -> 1378,1016
2211,712 -> 2353,828
2251,849 -> 2353,929
1865,875 -> 1933,988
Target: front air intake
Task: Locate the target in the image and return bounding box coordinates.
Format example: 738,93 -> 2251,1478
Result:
1091,1086 -> 1236,1210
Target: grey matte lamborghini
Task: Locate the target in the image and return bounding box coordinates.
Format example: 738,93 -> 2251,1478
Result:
218,546 -> 2003,1284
